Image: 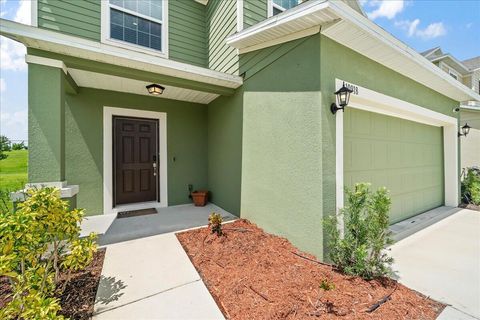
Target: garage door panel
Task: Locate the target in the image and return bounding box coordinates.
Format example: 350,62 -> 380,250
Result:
344,109 -> 444,223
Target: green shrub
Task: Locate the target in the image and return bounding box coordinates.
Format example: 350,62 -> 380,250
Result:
0,187 -> 97,319
462,168 -> 480,205
208,212 -> 223,236
324,183 -> 393,280
12,142 -> 26,150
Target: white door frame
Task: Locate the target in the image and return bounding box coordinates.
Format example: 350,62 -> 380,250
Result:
103,106 -> 168,215
335,79 -> 458,226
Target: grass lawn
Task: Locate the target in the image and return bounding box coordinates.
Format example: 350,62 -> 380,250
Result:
0,150 -> 28,191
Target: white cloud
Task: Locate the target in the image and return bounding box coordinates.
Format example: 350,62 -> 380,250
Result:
0,78 -> 5,92
0,36 -> 27,71
395,19 -> 446,39
0,109 -> 28,140
367,0 -> 404,20
14,0 -> 31,25
0,0 -> 31,71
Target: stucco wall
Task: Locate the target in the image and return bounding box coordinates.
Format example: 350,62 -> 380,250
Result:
240,35 -> 325,259
207,91 -> 243,216
64,88 -> 208,216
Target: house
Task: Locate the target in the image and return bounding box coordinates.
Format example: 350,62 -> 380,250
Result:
421,48 -> 480,168
2,0 -> 480,259
421,47 -> 480,94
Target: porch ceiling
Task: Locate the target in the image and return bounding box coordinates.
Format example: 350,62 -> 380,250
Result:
68,68 -> 219,104
0,19 -> 243,97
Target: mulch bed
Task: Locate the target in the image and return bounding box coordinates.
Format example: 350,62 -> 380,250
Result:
0,249 -> 106,320
177,219 -> 445,320
459,202 -> 480,211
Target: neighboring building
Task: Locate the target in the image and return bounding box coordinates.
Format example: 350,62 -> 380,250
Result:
460,106 -> 480,168
2,0 -> 479,259
421,47 -> 480,94
421,48 -> 480,168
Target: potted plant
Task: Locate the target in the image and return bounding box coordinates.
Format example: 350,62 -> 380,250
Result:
191,190 -> 208,206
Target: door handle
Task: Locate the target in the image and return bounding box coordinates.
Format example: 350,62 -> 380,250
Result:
153,155 -> 157,176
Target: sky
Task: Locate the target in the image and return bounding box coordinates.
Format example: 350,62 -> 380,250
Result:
0,0 -> 479,142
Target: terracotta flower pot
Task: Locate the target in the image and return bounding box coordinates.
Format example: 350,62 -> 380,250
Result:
191,190 -> 208,207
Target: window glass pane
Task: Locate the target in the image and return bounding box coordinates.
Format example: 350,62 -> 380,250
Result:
273,0 -> 300,10
150,2 -> 162,20
110,0 -> 162,21
110,8 -> 161,51
273,7 -> 283,15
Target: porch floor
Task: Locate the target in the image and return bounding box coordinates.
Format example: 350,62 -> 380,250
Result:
82,203 -> 237,246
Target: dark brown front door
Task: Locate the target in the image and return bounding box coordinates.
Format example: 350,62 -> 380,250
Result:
113,116 -> 158,205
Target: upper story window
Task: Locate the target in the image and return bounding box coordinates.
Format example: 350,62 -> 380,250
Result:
449,71 -> 458,80
102,0 -> 168,57
269,0 -> 302,16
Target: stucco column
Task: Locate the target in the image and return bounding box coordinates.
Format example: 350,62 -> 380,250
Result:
28,63 -> 65,183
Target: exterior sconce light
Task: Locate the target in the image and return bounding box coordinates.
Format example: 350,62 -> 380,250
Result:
331,82 -> 353,114
458,123 -> 471,137
146,83 -> 165,95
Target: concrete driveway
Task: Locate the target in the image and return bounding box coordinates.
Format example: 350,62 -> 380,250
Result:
390,209 -> 480,319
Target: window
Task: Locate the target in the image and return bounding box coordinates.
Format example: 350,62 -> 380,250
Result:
270,0 -> 302,16
449,71 -> 458,80
102,0 -> 167,55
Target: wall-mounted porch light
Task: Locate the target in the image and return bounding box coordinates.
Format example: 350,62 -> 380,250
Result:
458,123 -> 471,137
146,83 -> 165,95
331,82 -> 353,114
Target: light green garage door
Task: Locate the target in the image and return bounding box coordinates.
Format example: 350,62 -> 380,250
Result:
344,109 -> 444,223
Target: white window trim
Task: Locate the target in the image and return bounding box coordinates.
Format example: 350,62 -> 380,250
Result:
103,106 -> 168,215
267,0 -> 286,17
101,0 -> 169,59
31,0 -> 38,27
334,79 -> 459,233
237,0 -> 244,32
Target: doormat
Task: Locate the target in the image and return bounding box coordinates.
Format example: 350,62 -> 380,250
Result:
117,208 -> 158,219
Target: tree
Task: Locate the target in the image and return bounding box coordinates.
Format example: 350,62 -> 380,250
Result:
0,135 -> 12,151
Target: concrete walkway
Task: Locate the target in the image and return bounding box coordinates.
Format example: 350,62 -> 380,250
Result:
390,209 -> 480,319
92,231 -> 224,319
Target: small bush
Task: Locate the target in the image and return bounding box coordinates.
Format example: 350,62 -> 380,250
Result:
462,168 -> 480,205
319,279 -> 335,291
12,142 -> 27,150
324,183 -> 393,280
208,212 -> 223,236
0,187 -> 97,319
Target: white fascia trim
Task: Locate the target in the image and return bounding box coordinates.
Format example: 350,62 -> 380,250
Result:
327,0 -> 480,102
100,0 -> 169,59
31,0 -> 38,27
0,19 -> 243,88
227,0 -> 329,45
334,79 -> 459,224
237,0 -> 244,32
238,25 -> 320,54
430,54 -> 470,74
422,46 -> 441,59
194,0 -> 209,5
103,106 -> 168,215
25,55 -> 67,74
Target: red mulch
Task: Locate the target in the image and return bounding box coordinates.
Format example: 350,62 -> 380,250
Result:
0,249 -> 106,320
177,220 -> 445,320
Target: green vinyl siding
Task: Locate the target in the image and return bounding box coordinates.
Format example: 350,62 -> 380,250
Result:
38,0 -> 209,67
344,109 -> 444,223
206,0 -> 239,74
169,0 -> 208,67
244,0 -> 267,29
38,0 -> 101,41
